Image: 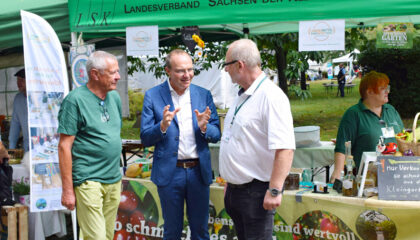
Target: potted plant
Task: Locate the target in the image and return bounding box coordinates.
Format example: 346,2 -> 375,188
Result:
12,177 -> 30,205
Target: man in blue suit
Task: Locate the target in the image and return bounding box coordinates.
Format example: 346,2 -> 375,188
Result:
141,49 -> 221,239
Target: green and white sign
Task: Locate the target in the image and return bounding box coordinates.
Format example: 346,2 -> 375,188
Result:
376,22 -> 414,49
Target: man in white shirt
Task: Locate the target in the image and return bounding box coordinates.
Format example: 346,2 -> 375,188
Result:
219,39 -> 295,240
141,49 -> 221,239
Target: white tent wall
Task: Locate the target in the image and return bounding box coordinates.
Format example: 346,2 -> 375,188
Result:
129,63 -> 239,110
101,47 -> 130,118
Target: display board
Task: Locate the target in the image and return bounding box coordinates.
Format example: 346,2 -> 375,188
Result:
377,155 -> 420,200
117,178 -> 420,240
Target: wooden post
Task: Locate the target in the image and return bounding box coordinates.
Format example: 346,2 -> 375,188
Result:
17,204 -> 28,240
1,204 -> 28,240
3,206 -> 17,240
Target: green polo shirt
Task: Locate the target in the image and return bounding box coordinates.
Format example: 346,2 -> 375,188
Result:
335,99 -> 404,168
58,85 -> 122,186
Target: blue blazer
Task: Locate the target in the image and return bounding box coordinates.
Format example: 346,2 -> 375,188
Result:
140,81 -> 221,187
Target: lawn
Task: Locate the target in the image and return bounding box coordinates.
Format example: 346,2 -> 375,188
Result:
121,78 -> 413,140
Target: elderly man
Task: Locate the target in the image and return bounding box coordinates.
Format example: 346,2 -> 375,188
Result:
8,69 -> 29,152
58,51 -> 122,240
219,39 -> 295,240
141,49 -> 220,239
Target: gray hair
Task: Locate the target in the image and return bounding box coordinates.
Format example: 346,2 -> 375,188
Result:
165,49 -> 191,69
228,39 -> 261,69
86,51 -> 118,74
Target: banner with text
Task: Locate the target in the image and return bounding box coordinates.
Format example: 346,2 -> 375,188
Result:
376,22 -> 414,49
68,0 -> 420,34
21,10 -> 69,212
119,178 -> 420,240
299,20 -> 345,52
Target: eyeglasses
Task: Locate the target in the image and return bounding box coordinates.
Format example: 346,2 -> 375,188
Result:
99,101 -> 110,122
380,85 -> 391,93
222,60 -> 238,68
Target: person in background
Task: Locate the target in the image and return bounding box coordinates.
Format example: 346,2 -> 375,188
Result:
58,51 -> 122,240
330,71 -> 404,182
141,49 -> 220,239
219,39 -> 295,240
8,69 -> 29,152
0,140 -> 9,164
337,63 -> 346,97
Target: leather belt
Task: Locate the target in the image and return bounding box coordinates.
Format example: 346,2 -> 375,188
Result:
176,159 -> 199,168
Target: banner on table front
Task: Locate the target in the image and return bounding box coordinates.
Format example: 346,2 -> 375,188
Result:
126,26 -> 159,56
376,22 -> 414,49
70,44 -> 95,89
299,20 -> 345,52
21,10 -> 68,212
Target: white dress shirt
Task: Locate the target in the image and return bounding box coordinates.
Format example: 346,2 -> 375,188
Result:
168,81 -> 199,160
219,73 -> 295,184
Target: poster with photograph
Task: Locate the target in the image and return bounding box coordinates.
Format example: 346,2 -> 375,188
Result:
376,22 -> 414,49
21,10 -> 68,212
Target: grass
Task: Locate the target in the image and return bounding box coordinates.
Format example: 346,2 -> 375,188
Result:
121,78 -> 413,140
290,79 -> 361,141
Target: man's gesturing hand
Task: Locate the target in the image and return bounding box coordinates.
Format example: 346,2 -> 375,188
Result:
161,105 -> 180,133
194,106 -> 211,133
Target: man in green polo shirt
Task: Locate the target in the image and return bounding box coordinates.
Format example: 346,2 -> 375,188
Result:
58,51 -> 122,240
331,71 -> 404,182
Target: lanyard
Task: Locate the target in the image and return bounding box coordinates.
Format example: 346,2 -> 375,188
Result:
230,76 -> 267,125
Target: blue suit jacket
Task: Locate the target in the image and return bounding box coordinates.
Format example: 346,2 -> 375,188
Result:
140,81 -> 221,187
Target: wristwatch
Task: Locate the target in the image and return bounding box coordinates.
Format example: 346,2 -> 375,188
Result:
268,187 -> 284,197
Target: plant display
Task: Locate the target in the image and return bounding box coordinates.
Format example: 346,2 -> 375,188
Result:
12,177 -> 30,195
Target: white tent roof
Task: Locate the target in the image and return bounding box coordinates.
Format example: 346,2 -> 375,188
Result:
332,49 -> 360,63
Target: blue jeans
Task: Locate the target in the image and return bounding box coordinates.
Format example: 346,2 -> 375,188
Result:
157,165 -> 210,240
224,179 -> 275,240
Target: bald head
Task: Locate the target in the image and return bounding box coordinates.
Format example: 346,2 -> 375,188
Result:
228,39 -> 261,70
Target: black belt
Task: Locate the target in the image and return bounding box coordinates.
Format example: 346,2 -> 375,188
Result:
228,179 -> 268,189
176,159 -> 199,168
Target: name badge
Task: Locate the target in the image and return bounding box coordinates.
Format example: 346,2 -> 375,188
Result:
381,127 -> 395,138
222,128 -> 231,142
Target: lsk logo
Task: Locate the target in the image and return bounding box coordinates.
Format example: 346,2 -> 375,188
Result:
307,21 -> 335,42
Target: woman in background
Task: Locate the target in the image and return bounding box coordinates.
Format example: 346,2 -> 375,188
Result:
330,71 -> 404,182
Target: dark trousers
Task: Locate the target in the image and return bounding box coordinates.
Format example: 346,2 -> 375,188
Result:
338,80 -> 345,97
224,179 -> 275,240
157,165 -> 210,240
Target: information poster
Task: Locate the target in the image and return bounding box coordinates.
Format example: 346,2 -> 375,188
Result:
70,44 -> 95,89
126,25 -> 159,56
299,20 -> 345,52
376,22 -> 414,49
21,10 -> 69,212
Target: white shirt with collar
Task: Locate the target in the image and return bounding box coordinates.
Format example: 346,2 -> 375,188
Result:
219,73 -> 295,184
168,80 -> 199,160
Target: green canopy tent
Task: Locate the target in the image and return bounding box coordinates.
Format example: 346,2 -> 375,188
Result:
68,0 -> 420,41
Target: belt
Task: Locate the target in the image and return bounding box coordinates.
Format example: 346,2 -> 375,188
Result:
228,179 -> 268,189
176,159 -> 199,168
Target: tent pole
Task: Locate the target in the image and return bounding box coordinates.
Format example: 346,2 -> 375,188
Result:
243,23 -> 249,39
71,32 -> 77,47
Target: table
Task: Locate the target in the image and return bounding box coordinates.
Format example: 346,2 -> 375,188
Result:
121,139 -> 144,167
292,141 -> 335,168
293,141 -> 335,182
117,177 -> 420,240
11,163 -> 67,240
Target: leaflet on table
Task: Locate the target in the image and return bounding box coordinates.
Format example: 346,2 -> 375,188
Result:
21,10 -> 69,212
